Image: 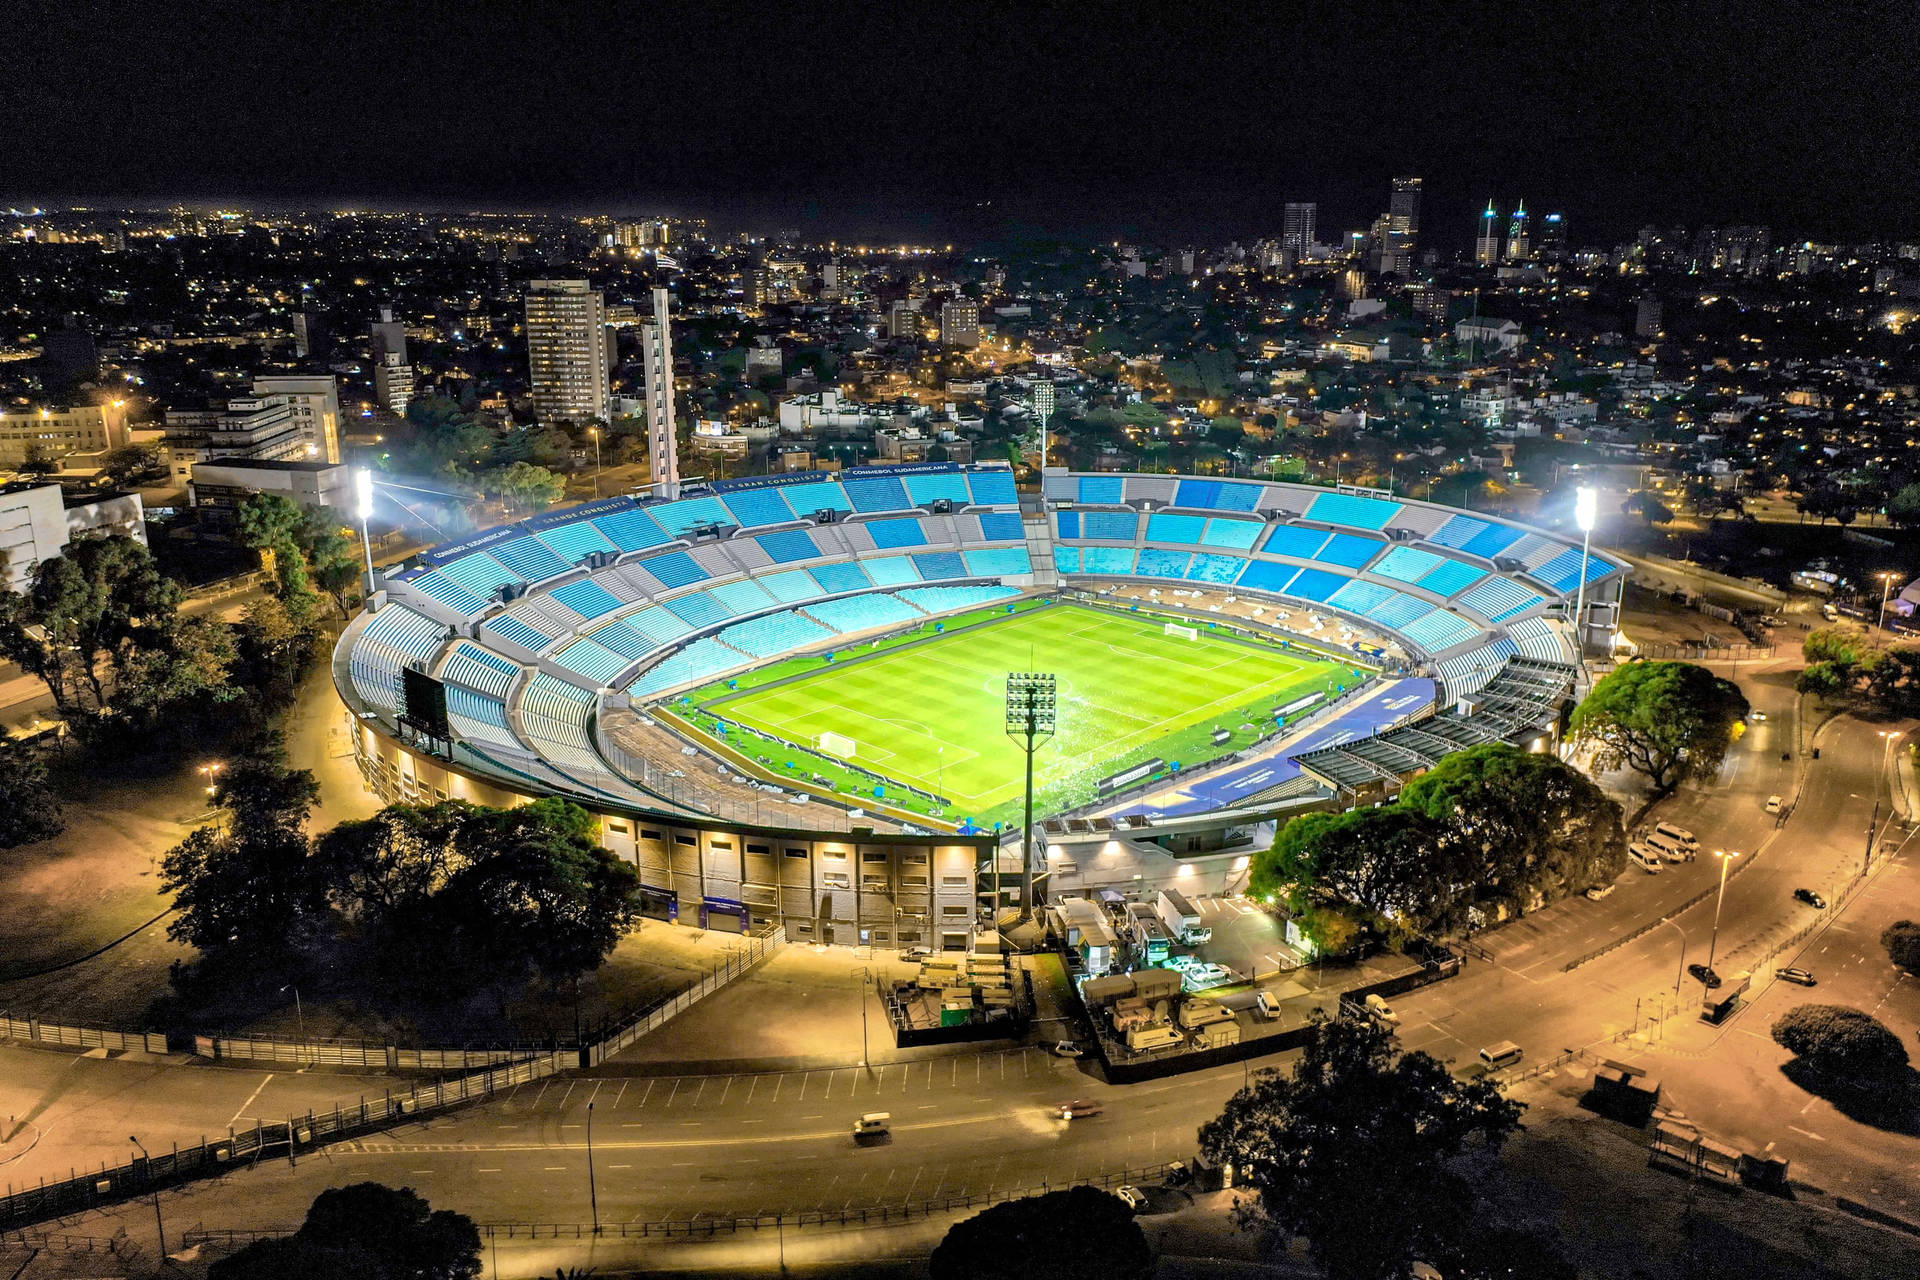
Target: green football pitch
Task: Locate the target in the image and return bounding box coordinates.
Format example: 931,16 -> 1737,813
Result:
698,603 -> 1351,824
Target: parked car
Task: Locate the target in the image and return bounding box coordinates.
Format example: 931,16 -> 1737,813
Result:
1793,888 -> 1827,909
1112,1185 -> 1149,1213
1056,1099 -> 1104,1120
900,946 -> 933,963
1585,883 -> 1617,901
1688,964 -> 1722,988
1254,990 -> 1285,1020
1765,795 -> 1783,815
1749,710 -> 1768,722
1049,1040 -> 1085,1058
1364,993 -> 1401,1027
1776,967 -> 1817,986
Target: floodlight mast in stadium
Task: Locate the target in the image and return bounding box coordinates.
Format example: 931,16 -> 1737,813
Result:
1573,485 -> 1597,656
1004,672 -> 1056,920
355,468 -> 376,590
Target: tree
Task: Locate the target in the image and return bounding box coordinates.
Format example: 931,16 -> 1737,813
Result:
100,611 -> 240,748
929,1186 -> 1151,1280
238,492 -> 316,601
159,749 -> 326,963
1882,920 -> 1920,974
483,461 -> 565,513
0,535 -> 184,719
1567,661 -> 1748,794
1771,1004 -> 1909,1082
1199,1012 -> 1523,1280
210,1182 -> 480,1280
1258,806 -> 1472,946
18,443 -> 58,476
0,744 -> 62,847
234,594 -> 324,703
98,442 -> 167,488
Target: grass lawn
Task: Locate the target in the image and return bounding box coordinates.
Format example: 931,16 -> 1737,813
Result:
692,602 -> 1355,827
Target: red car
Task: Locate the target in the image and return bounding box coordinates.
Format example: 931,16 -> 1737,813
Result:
1056,1099 -> 1104,1120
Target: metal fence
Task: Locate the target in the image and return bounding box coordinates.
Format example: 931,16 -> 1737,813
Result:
196,1035 -> 541,1071
0,1013 -> 165,1055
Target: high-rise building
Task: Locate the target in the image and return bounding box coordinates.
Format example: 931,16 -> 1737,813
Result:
162,394 -> 309,484
253,374 -> 342,464
1505,202 -> 1530,262
940,298 -> 981,347
1635,295 -> 1665,339
370,305 -> 407,365
1283,202 -> 1317,258
1537,213 -> 1567,264
1381,177 -> 1421,275
525,280 -> 612,424
1475,201 -> 1503,265
888,298 -> 922,341
640,286 -> 679,499
373,354 -> 415,416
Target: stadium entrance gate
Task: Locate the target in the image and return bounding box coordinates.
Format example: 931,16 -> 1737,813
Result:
638,885 -> 677,923
701,897 -> 750,933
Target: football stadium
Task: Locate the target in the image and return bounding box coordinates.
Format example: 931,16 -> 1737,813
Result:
334,464 -> 1624,944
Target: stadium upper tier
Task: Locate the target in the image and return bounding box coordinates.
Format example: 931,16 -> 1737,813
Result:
335,463 -> 1621,823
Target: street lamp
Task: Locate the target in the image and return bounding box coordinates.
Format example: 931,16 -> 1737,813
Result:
585,1101 -> 600,1235
589,427 -> 602,498
1878,571 -> 1900,632
128,1136 -> 167,1261
1703,849 -> 1740,976
355,468 -> 376,588
1572,486 -> 1597,659
198,761 -> 223,799
1004,673 -> 1057,921
849,966 -> 874,1069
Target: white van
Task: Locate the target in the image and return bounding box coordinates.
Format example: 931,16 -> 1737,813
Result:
1254,990 -> 1284,1021
1479,1041 -> 1524,1070
1653,822 -> 1698,852
1645,833 -> 1692,864
1627,845 -> 1664,873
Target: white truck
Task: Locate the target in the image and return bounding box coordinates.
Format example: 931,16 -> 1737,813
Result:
1156,889 -> 1211,945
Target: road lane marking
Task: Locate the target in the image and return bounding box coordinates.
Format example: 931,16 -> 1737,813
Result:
1788,1126 -> 1826,1141
612,1080 -> 628,1108
226,1073 -> 276,1129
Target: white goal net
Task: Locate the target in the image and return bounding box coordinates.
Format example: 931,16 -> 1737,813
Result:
1164,621 -> 1200,641
816,731 -> 858,760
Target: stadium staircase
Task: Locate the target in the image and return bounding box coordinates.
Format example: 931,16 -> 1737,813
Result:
1019,496 -> 1060,587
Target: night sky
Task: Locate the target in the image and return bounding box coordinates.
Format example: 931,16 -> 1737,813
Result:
6,0 -> 1917,246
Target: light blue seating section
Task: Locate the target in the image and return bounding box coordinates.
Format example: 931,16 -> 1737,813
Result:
1530,547 -> 1607,592
780,480 -> 853,515
1076,476 -> 1125,504
757,569 -> 827,604
641,550 -> 710,589
1456,577 -> 1547,623
482,613 -> 558,652
967,470 -> 1019,506
540,520 -> 617,563
521,672 -> 595,722
841,473 -> 912,513
626,605 -> 694,646
550,578 -> 625,621
664,591 -> 733,629
810,560 -> 874,594
900,585 -> 1020,611
1055,546 -> 1082,573
649,495 -> 732,536
1083,510 -> 1139,541
1055,511 -> 1080,538
1461,522 -> 1528,560
489,536 -> 570,584
911,551 -> 968,580
904,472 -> 973,506
1200,518 -> 1262,550
1400,609 -> 1481,652
1173,479 -> 1261,511
1366,593 -> 1436,631
1186,554 -> 1244,584
592,506 -> 670,552
1146,513 -> 1208,544
962,547 -> 1031,576
1327,579 -> 1396,615
865,518 -> 928,549
446,685 -> 511,730
1311,532 -> 1384,570
1081,547 -> 1136,575
755,528 -> 822,563
629,638 -> 741,698
440,640 -> 520,698
409,571 -> 489,616
804,593 -> 923,634
1427,514 -> 1495,550
1236,560 -> 1299,594
721,487 -> 797,528
552,638 -> 632,686
1136,548 -> 1191,578
350,605 -> 447,711
710,578 -> 776,613
1369,545 -> 1447,585
1305,491 -> 1402,530
864,556 -> 923,587
1417,559 -> 1487,597
976,511 -> 1025,541
1259,525 -> 1332,559
587,619 -> 660,661
437,551 -> 520,596
720,609 -> 835,657
1283,568 -> 1347,603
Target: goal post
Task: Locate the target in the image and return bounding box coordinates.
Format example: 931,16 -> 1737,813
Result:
1164,621 -> 1200,641
816,730 -> 858,760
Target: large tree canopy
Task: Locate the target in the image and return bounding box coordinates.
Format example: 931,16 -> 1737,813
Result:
1199,1012 -> 1523,1280
1772,1004 -> 1910,1082
930,1186 -> 1152,1280
1567,661 -> 1748,793
210,1182 -> 480,1280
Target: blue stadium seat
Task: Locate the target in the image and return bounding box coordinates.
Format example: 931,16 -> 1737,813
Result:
975,511 -> 1025,541
910,551 -> 967,580
446,685 -> 511,729
1311,532 -> 1385,570
407,571 -> 489,616
1426,514 -> 1495,550
587,620 -> 660,660
899,585 -> 1021,612
440,640 -> 521,698
437,552 -> 520,595
721,487 -> 797,528
489,536 -> 571,584
1200,518 -> 1262,550
779,479 -> 853,515
810,560 -> 874,594
757,568 -> 827,604
1186,554 -> 1244,584
840,473 -> 912,512
903,471 -> 973,506
625,605 -> 694,646
720,609 -> 836,657
1136,548 -> 1191,578
1416,559 -> 1487,597
1369,545 -> 1447,584
1236,560 -> 1300,594
628,639 -> 741,699
709,578 -> 776,613
1259,525 -> 1332,559
1530,547 -> 1604,593
640,550 -> 711,589
590,506 -> 670,552
648,495 -> 733,536
663,591 -> 734,629
1327,579 -> 1396,614
1173,478 -> 1261,511
755,528 -> 823,563
1460,522 -> 1527,560
1400,609 -> 1481,652
1146,513 -> 1208,544
1456,576 -> 1547,623
1081,547 -> 1135,575
1054,546 -> 1082,573
552,639 -> 632,685
961,547 -> 1031,576
966,470 -> 1018,506
865,518 -> 928,549
1076,476 -> 1125,504
549,578 -> 625,620
863,555 -> 922,587
1055,511 -> 1081,538
1283,568 -> 1348,603
1305,492 -> 1403,530
1365,593 -> 1436,631
804,593 -> 924,633
1083,510 -> 1139,541
482,613 -> 558,652
538,520 -> 618,564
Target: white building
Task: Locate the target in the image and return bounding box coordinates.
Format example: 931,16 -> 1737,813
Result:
640,286 -> 679,498
162,394 -> 312,484
525,279 -> 612,424
187,459 -> 351,535
372,354 -> 415,416
0,481 -> 146,590
251,373 -> 342,464
1454,317 -> 1525,354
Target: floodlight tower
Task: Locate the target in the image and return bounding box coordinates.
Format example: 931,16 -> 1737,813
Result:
1031,383 -> 1055,465
1004,672 -> 1057,920
356,468 -> 378,599
1572,485 -> 1597,657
